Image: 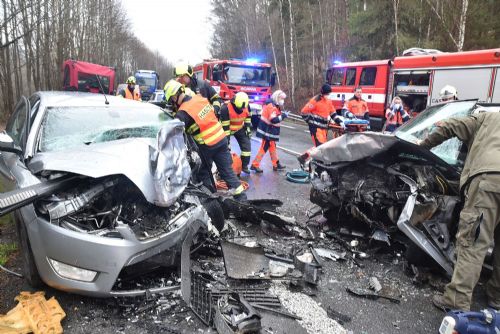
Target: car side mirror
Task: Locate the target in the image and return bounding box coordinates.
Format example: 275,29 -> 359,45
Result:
0,132 -> 22,154
270,73 -> 276,87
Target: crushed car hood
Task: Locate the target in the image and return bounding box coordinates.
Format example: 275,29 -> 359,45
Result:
310,132 -> 459,178
29,121 -> 191,207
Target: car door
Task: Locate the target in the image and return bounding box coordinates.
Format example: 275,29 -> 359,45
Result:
0,97 -> 30,191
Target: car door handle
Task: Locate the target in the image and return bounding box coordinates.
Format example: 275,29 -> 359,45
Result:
368,95 -> 372,99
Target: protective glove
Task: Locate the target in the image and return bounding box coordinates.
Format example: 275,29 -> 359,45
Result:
245,126 -> 252,137
346,111 -> 354,119
281,110 -> 289,119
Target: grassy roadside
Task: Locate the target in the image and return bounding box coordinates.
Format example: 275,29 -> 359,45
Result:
0,215 -> 17,266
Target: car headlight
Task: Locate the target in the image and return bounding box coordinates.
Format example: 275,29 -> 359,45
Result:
49,259 -> 97,282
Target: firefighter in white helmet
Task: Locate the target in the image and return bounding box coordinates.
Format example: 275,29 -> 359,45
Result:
439,85 -> 458,103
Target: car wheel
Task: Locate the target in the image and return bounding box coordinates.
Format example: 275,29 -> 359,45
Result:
201,198 -> 225,232
14,212 -> 43,288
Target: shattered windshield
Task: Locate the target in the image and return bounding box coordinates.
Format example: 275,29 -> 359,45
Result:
220,65 -> 271,87
39,106 -> 172,152
395,100 -> 476,166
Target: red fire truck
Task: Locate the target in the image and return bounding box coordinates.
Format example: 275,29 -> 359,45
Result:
193,59 -> 276,126
62,59 -> 116,95
325,48 -> 500,129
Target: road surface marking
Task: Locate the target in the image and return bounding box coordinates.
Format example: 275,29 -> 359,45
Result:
251,137 -> 301,156
280,124 -> 296,129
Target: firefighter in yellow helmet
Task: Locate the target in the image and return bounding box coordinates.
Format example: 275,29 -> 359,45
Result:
118,76 -> 141,101
163,79 -> 246,200
174,63 -> 223,116
219,92 -> 252,174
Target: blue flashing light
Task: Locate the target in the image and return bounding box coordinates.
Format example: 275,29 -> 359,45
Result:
254,95 -> 260,101
245,58 -> 259,64
333,60 -> 342,65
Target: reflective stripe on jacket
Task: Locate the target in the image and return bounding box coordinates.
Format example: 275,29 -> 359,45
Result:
301,95 -> 334,129
124,86 -> 141,100
181,95 -> 226,146
256,102 -> 282,141
228,103 -> 249,134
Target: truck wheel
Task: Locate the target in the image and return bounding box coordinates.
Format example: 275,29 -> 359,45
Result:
15,213 -> 43,288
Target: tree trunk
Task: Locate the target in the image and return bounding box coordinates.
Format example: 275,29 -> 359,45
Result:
457,0 -> 468,51
278,0 -> 289,86
266,0 -> 280,87
392,0 -> 400,55
308,1 -> 315,94
287,0 -> 295,106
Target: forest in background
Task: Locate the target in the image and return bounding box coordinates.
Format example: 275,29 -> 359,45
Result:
0,0 -> 172,119
1,0 -> 499,118
210,0 -> 499,108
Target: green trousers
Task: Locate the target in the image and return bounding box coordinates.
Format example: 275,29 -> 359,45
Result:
442,173 -> 500,311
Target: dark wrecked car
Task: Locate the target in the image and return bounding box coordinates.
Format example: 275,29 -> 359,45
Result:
308,100 -> 499,275
0,92 -> 214,297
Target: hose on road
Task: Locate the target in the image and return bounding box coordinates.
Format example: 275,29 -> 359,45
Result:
286,170 -> 310,184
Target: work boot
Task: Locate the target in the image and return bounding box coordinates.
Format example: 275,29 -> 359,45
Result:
241,166 -> 251,174
250,165 -> 263,173
432,294 -> 455,312
273,161 -> 286,171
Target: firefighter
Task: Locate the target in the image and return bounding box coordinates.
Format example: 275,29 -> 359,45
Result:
174,63 -> 223,116
439,85 -> 458,103
163,79 -> 246,200
419,112 -> 500,312
250,90 -> 288,173
118,76 -> 141,100
384,96 -> 410,132
342,87 -> 369,122
301,84 -> 336,147
219,92 -> 252,174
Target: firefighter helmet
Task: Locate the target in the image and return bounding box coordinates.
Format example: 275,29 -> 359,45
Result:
439,85 -> 458,101
173,63 -> 193,78
163,80 -> 185,103
234,92 -> 249,109
126,76 -> 136,84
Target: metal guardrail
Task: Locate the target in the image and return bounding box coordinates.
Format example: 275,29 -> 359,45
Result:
286,113 -> 306,125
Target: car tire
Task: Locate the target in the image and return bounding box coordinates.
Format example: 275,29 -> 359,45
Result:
202,198 -> 225,232
14,212 -> 43,288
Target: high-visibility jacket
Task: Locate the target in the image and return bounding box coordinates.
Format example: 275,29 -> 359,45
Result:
386,106 -> 410,126
124,85 -> 141,101
228,103 -> 250,134
256,101 -> 283,142
344,97 -> 368,118
301,95 -> 335,129
179,95 -> 226,147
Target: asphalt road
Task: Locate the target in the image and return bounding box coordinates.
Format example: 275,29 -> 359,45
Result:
0,120 -> 493,334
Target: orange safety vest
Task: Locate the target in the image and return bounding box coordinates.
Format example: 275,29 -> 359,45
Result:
182,95 -> 226,146
344,98 -> 368,118
301,95 -> 334,129
228,103 -> 249,134
124,86 -> 141,101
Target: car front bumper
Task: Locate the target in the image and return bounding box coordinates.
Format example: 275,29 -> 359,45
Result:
22,203 -> 207,297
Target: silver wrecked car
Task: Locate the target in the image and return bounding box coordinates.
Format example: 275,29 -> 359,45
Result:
308,100 -> 499,275
0,92 -> 211,297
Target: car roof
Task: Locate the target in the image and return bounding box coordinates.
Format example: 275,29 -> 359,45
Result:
34,91 -> 156,109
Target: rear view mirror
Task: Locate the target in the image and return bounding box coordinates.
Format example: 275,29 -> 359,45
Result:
0,132 -> 22,154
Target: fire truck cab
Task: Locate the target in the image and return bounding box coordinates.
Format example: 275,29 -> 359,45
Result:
193,59 -> 276,127
326,48 -> 500,130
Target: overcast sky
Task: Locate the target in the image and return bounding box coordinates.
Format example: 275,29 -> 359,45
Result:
121,0 -> 213,64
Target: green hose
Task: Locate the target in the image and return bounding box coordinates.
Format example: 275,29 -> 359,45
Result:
286,170 -> 310,183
